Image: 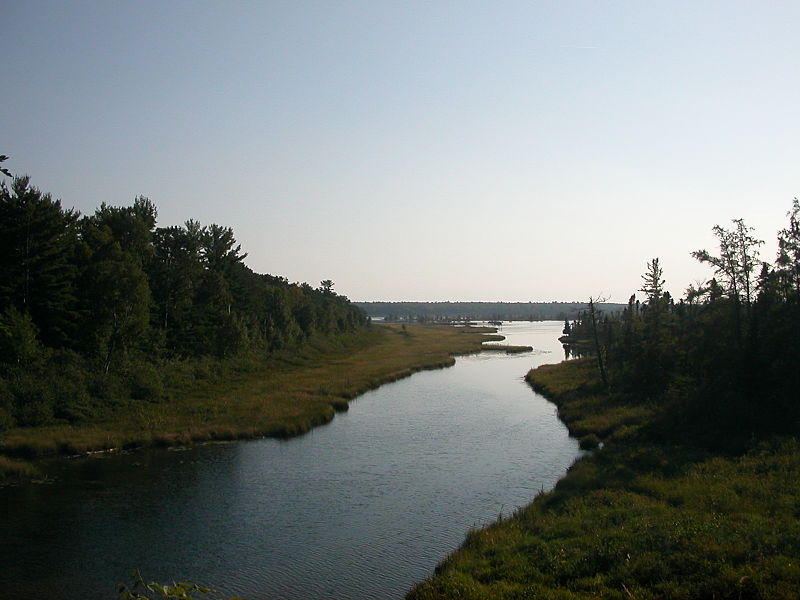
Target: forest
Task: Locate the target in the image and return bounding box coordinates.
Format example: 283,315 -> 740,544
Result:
0,172 -> 368,433
356,301 -> 625,323
564,202 -> 800,443
409,200 -> 800,599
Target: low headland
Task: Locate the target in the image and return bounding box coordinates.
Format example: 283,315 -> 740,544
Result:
0,324 -> 500,482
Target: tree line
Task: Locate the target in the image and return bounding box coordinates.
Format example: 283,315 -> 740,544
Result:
0,170 -> 368,430
357,301 -> 625,323
565,201 -> 800,440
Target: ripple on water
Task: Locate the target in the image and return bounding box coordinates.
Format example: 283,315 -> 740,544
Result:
0,322 -> 581,600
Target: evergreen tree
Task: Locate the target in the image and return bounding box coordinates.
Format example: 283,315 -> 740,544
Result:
0,177 -> 80,347
775,198 -> 800,298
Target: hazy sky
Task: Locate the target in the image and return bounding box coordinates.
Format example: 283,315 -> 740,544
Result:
3,1 -> 798,302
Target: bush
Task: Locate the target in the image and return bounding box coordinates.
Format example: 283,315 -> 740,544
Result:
126,362 -> 165,401
88,372 -> 126,403
50,366 -> 93,423
0,307 -> 41,366
10,373 -> 55,426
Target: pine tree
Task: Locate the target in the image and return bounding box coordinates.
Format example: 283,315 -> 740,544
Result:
0,177 -> 80,347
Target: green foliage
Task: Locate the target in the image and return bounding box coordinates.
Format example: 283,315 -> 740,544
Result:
0,177 -> 80,347
0,173 -> 368,444
10,372 -> 56,426
0,324 -> 491,464
411,202 -> 800,599
78,233 -> 151,371
562,206 -> 800,438
0,306 -> 41,366
413,356 -> 800,599
125,360 -> 166,401
412,433 -> 800,600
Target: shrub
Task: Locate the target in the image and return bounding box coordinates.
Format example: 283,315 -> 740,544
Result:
50,367 -> 93,423
88,372 -> 126,403
0,379 -> 15,432
10,373 -> 55,426
126,362 -> 165,401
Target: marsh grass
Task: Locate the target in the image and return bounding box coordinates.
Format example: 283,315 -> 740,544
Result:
526,358 -> 654,440
0,455 -> 39,483
408,358 -> 800,599
480,344 -> 533,354
1,324 -> 495,478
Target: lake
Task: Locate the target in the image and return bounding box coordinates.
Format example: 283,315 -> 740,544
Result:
0,321 -> 581,599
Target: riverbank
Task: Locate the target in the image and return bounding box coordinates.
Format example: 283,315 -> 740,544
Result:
1,324 -> 499,482
479,344 -> 533,354
408,357 -> 800,599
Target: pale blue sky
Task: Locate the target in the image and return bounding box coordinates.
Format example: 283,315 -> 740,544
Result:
3,1 -> 798,301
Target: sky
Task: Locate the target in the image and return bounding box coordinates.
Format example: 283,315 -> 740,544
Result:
2,1 -> 799,302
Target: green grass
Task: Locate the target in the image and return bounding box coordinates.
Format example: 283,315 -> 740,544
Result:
526,358 -> 654,440
0,324 -> 496,479
408,358 -> 800,600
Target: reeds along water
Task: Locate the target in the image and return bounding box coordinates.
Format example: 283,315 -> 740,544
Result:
0,321 -> 580,600
0,324 -> 493,480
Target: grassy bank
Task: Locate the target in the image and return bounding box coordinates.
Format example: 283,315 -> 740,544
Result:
480,344 -> 533,354
408,358 -> 800,599
0,324 -> 495,481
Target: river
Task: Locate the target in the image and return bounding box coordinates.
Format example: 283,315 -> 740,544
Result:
0,321 -> 581,600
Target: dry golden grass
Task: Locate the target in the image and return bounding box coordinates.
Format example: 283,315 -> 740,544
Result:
2,324 -> 495,470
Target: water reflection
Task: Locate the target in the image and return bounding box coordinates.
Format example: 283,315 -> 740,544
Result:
0,321 -> 581,600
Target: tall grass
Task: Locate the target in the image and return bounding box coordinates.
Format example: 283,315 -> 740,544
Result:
0,455 -> 39,483
1,324 -> 495,478
408,359 -> 800,599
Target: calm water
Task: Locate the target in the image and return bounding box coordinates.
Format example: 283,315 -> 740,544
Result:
0,321 -> 581,600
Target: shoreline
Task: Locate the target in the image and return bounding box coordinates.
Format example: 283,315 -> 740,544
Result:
1,324 -> 500,483
408,357 -> 800,599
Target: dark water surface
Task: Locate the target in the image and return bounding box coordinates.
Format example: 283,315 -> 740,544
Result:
0,321 -> 581,600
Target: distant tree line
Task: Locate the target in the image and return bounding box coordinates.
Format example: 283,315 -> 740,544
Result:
356,301 -> 625,323
0,173 -> 367,429
566,201 -> 800,437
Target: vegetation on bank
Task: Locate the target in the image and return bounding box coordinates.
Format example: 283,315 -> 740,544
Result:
410,358 -> 800,599
409,202 -> 800,599
0,164 -> 374,478
480,344 -> 533,354
0,324 -> 496,480
0,175 -> 368,428
356,301 -> 625,323
0,163 -> 501,481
